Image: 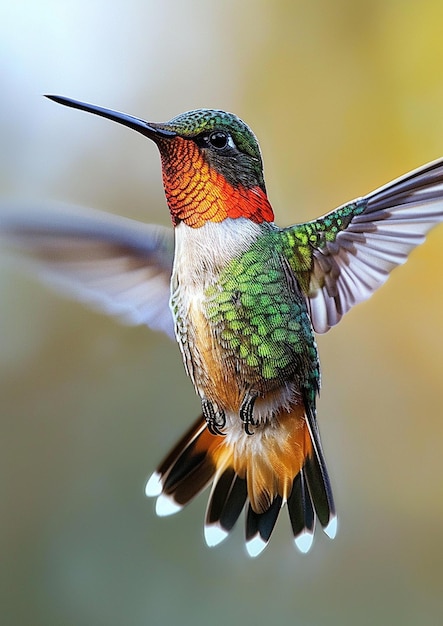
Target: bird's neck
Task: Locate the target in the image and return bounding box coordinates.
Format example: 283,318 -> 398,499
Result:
159,138 -> 274,228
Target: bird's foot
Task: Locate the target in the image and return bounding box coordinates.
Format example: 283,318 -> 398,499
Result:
240,392 -> 258,435
202,399 -> 226,436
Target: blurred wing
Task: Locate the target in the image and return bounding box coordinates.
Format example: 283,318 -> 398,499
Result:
0,203 -> 175,338
286,158 -> 443,333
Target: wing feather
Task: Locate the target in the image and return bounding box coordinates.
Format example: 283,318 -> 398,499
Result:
287,158 -> 443,332
0,203 -> 175,338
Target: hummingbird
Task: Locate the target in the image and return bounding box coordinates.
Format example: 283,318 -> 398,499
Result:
3,95 -> 443,557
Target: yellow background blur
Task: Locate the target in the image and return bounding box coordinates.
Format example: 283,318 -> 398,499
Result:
2,1 -> 443,624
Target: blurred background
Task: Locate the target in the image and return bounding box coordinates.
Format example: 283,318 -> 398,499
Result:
2,1 -> 443,624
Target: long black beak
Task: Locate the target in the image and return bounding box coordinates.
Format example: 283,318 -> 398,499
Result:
45,95 -> 176,140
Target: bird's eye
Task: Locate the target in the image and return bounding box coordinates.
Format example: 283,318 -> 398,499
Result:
208,131 -> 229,149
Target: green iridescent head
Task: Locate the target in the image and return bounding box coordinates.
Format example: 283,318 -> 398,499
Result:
163,109 -> 262,160
158,109 -> 266,192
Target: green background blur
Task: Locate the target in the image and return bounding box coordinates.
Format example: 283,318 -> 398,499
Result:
2,1 -> 443,624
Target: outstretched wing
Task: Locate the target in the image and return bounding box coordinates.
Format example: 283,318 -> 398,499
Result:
0,203 -> 176,338
284,158 -> 443,333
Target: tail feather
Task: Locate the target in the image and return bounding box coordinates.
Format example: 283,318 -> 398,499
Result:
287,469 -> 315,553
156,414 -> 207,478
205,468 -> 247,546
245,496 -> 283,557
146,407 -> 337,556
304,404 -> 337,535
304,455 -> 334,527
217,475 -> 247,531
146,415 -> 224,514
205,467 -> 247,529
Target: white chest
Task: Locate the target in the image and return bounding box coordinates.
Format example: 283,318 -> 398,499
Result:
171,218 -> 264,306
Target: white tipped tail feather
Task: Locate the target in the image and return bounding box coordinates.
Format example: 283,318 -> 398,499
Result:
204,524 -> 229,548
145,472 -> 163,497
294,530 -> 315,554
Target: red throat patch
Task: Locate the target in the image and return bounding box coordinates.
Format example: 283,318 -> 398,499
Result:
159,137 -> 274,227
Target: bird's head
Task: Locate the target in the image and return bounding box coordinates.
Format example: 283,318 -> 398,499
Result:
46,96 -> 274,227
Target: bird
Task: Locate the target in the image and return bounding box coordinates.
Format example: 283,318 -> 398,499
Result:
2,94 -> 443,557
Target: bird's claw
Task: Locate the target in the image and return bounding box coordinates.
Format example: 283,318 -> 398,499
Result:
202,399 -> 226,436
240,392 -> 258,435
